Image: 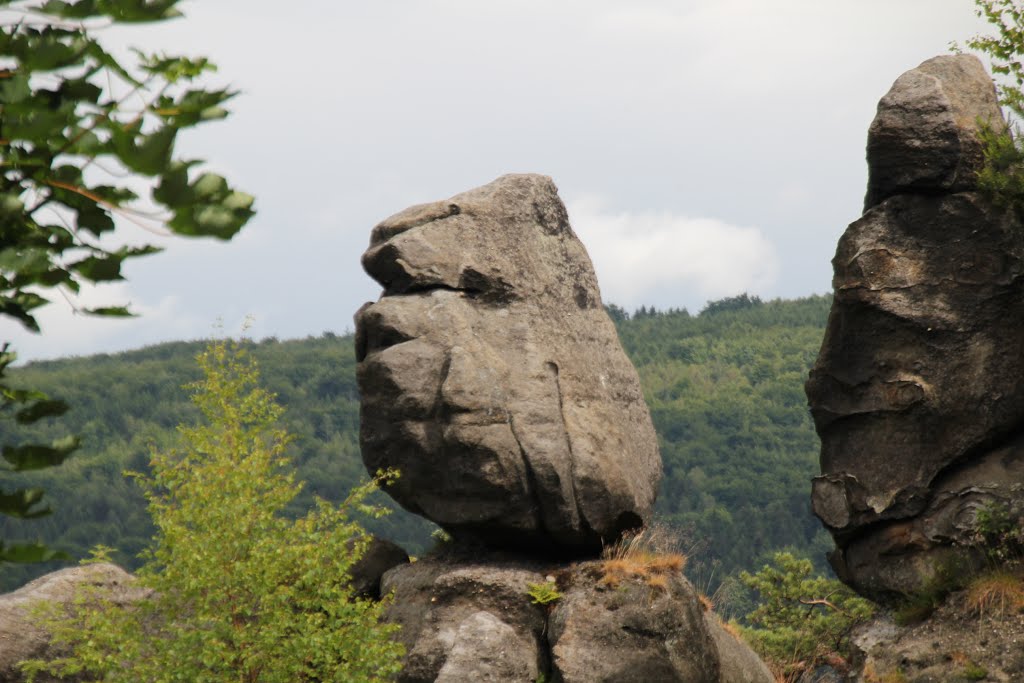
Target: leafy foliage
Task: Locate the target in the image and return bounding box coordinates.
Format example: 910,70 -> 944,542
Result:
738,552 -> 875,677
965,0 -> 1024,121
962,1 -> 1024,211
526,581 -> 562,606
19,340 -> 403,682
970,500 -> 1024,569
618,296 -> 834,594
1,0 -> 253,563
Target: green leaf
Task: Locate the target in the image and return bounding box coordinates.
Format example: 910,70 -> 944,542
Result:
2,436 -> 79,471
0,488 -> 49,518
40,0 -> 98,18
104,0 -> 183,23
0,541 -> 70,564
0,71 -> 31,105
15,399 -> 70,425
159,171 -> 255,239
0,194 -> 25,217
112,124 -> 178,175
82,306 -> 134,317
153,160 -> 195,205
0,292 -> 50,332
72,254 -> 125,282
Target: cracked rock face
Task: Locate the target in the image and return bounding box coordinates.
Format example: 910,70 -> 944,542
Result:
380,554 -> 772,683
806,55 -> 1024,598
355,174 -> 661,553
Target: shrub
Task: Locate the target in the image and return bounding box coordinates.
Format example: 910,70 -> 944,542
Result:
738,552 -> 875,678
20,340 -> 403,682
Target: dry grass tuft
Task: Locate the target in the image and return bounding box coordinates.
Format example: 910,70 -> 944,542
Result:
646,574 -> 669,591
599,526 -> 688,592
964,569 -> 1024,618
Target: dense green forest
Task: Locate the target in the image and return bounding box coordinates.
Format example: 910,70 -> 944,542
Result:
1,294 -> 832,594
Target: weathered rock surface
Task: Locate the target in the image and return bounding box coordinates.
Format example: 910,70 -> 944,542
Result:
705,613 -> 776,683
380,552 -> 772,683
548,563 -> 720,683
806,54 -> 1024,598
349,535 -> 411,599
0,564 -> 146,683
355,173 -> 661,553
850,597 -> 1024,682
380,555 -> 549,683
864,54 -> 1003,209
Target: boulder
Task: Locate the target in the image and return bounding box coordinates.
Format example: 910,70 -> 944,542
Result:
380,552 -> 771,683
806,55 -> 1024,597
704,613 -> 775,683
864,54 -> 1003,209
850,603 -> 1024,682
547,562 -> 721,683
355,173 -> 661,553
380,556 -> 549,683
0,564 -> 146,683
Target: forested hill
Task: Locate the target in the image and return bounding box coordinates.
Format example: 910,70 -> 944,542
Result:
1,294 -> 833,593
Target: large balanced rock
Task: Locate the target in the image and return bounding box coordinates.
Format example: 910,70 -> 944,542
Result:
355,174 -> 661,553
806,55 -> 1024,598
380,551 -> 772,683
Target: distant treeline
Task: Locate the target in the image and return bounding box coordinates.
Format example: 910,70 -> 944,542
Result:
1,294 -> 832,594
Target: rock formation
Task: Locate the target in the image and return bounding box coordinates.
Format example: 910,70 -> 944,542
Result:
356,175 -> 773,681
0,564 -> 147,683
806,54 -> 1024,598
355,173 -> 661,554
380,550 -> 772,683
850,593 -> 1024,681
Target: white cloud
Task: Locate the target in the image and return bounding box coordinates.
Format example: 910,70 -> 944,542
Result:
567,196 -> 779,312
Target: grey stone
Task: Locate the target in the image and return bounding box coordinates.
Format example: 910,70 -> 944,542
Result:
865,54 -> 1004,209
0,564 -> 147,683
548,561 -> 720,683
807,55 -> 1024,598
704,613 -> 774,683
434,611 -> 538,683
380,556 -> 548,683
355,173 -> 661,553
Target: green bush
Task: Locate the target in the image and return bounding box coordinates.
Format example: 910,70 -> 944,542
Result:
20,340 -> 403,682
738,552 -> 875,676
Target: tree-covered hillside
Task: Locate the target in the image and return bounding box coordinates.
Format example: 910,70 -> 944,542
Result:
1,294 -> 832,593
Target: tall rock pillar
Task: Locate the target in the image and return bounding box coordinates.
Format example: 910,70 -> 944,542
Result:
806,55 -> 1024,599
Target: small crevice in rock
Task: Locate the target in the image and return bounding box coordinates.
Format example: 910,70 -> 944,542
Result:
546,361 -> 596,544
388,281 -> 482,299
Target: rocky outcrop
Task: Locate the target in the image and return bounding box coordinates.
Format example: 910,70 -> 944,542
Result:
355,173 -> 661,554
0,564 -> 146,683
547,563 -> 720,682
355,174 -> 773,681
864,55 -> 1004,209
380,551 -> 772,683
850,594 -> 1024,682
0,539 -> 406,681
806,54 -> 1024,598
380,555 -> 549,683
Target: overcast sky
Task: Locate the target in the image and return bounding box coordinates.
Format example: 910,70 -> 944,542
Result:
6,0 -> 990,362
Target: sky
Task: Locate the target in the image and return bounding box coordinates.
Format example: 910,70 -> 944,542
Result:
5,0 -> 991,362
